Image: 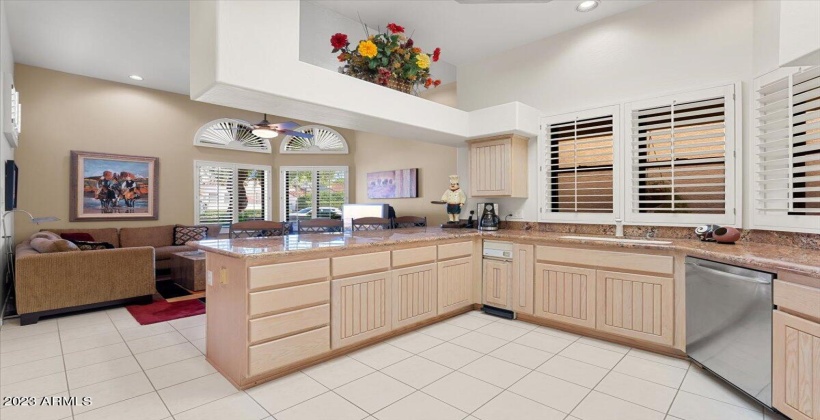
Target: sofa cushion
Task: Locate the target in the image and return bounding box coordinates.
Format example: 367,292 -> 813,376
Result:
60,232 -> 95,242
173,226 -> 208,246
31,231 -> 61,241
47,228 -> 120,248
120,225 -> 175,248
29,238 -> 80,253
73,241 -> 116,251
154,245 -> 197,261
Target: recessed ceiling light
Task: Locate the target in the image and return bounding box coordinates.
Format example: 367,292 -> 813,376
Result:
576,0 -> 599,12
129,75 -> 144,81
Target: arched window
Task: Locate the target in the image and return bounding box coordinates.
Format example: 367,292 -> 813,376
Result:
194,118 -> 272,154
280,125 -> 349,154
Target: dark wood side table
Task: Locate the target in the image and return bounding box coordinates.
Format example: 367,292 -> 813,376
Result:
171,251 -> 206,292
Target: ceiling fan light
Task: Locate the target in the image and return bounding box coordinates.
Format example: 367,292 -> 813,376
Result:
252,128 -> 278,139
576,0 -> 599,12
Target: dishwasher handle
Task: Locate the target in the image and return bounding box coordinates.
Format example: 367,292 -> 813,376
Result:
685,261 -> 773,285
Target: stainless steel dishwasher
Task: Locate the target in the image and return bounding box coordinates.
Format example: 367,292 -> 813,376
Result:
685,256 -> 775,408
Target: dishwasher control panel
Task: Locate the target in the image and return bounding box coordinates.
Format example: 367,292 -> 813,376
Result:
483,240 -> 513,260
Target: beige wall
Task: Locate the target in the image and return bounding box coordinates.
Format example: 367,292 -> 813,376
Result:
13,65 -> 456,240
419,82 -> 458,109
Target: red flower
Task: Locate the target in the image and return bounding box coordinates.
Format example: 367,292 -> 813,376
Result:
433,79 -> 441,87
424,78 -> 433,88
330,33 -> 348,50
432,48 -> 441,62
337,52 -> 348,62
386,23 -> 405,34
405,38 -> 414,48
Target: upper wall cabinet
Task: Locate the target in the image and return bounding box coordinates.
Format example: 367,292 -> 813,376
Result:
468,134 -> 529,197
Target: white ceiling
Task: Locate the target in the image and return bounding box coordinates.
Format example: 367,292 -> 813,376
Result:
312,0 -> 654,65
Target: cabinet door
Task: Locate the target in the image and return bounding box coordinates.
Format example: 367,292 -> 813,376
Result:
331,271 -> 391,349
438,257 -> 473,314
773,310 -> 820,420
511,244 -> 534,315
483,259 -> 511,309
595,270 -> 673,346
534,263 -> 596,329
470,139 -> 511,196
392,264 -> 438,330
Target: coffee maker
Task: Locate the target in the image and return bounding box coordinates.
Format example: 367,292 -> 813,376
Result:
477,203 -> 500,231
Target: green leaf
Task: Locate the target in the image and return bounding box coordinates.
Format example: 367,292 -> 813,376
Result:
381,57 -> 388,66
368,60 -> 377,69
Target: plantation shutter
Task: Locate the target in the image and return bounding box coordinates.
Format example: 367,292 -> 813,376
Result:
281,167 -> 348,222
316,169 -> 347,215
195,163 -> 235,228
754,66 -> 820,233
283,169 -> 314,223
624,85 -> 736,225
237,166 -> 269,222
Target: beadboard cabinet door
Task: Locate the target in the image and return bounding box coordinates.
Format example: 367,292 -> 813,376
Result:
392,264 -> 438,329
331,271 -> 391,349
483,259 -> 511,309
438,257 -> 473,314
595,270 -> 673,346
511,244 -> 534,315
773,310 -> 820,420
534,263 -> 596,329
468,135 -> 528,197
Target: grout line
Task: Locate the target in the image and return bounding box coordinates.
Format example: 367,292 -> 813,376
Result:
665,365 -> 691,416
55,315 -> 74,419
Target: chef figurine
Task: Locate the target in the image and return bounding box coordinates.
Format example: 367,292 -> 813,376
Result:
441,175 -> 467,223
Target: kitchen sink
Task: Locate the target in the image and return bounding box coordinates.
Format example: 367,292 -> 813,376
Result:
559,235 -> 672,245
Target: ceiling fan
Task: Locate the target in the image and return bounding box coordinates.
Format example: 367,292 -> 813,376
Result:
249,115 -> 314,139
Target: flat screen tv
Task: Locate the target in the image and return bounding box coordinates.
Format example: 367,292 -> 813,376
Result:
5,160 -> 18,211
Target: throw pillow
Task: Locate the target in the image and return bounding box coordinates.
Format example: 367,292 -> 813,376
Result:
73,241 -> 115,251
30,238 -> 81,253
173,225 -> 209,246
31,231 -> 61,241
60,232 -> 95,242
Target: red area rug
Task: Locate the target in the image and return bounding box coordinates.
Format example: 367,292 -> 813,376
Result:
126,299 -> 205,325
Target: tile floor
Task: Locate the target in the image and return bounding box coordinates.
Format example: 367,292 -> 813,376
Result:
0,309 -> 788,420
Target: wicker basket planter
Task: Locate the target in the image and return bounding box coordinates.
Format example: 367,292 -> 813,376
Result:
345,70 -> 415,94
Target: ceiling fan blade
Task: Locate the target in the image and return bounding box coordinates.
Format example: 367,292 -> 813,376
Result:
272,121 -> 299,130
280,129 -> 314,139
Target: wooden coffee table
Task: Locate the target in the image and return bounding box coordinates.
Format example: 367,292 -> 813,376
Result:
171,251 -> 206,293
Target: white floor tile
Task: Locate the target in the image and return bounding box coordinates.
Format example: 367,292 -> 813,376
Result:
135,342 -> 201,370
386,332 -> 444,354
118,322 -> 175,342
67,356 -> 142,389
680,365 -> 762,411
466,311 -> 502,321
559,342 -> 625,369
473,390 -> 566,420
174,392 -> 268,420
349,343 -> 412,370
0,341 -> 62,368
104,307 -> 132,319
0,355 -> 64,386
489,342 -> 554,369
444,313 -> 496,330
126,331 -> 187,354
381,355 -> 453,389
177,324 -> 206,341
577,336 -> 631,354
374,391 -> 466,420
144,356 -> 216,389
57,311 -> 113,330
71,372 -> 155,414
0,331 -> 60,354
275,391 -> 368,420
0,319 -> 58,341
418,342 -> 482,369
63,342 -> 131,370
302,356 -> 375,389
168,314 -> 206,330
459,355 -> 531,388
492,317 -> 539,331
73,392 -> 170,420
628,348 -> 691,370
508,371 -> 590,414
417,322 -> 471,341
533,325 -> 581,341
157,372 -> 238,414
571,391 -> 665,420
335,372 -> 414,413
0,393 -> 73,420
111,316 -> 142,330
474,322 -> 530,341
191,337 -> 206,354
421,371 -> 502,413
449,331 -> 508,354
59,322 -> 117,342
668,391 -> 764,420
536,355 -> 609,388
595,371 -> 678,413
513,331 -> 575,353
246,371 -> 328,414
61,331 -> 124,354
613,355 -> 688,388
0,372 -> 67,400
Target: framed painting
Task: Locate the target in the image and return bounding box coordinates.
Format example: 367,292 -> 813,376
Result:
367,168 -> 418,199
70,151 -> 159,221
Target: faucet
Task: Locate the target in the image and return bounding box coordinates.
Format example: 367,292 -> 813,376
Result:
614,218 -> 624,237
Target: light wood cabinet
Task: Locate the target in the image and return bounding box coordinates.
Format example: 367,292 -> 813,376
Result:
331,271 -> 391,348
392,264 -> 438,329
468,134 -> 528,197
483,259 -> 511,309
595,270 -> 673,346
438,257 -> 473,314
511,244 -> 534,315
773,309 -> 820,420
534,263 -> 596,329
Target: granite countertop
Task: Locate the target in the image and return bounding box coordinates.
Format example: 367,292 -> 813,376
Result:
190,227 -> 820,277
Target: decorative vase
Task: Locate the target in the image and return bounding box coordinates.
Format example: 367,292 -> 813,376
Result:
713,226 -> 741,244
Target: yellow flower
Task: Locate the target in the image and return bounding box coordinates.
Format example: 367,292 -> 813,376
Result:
416,53 -> 430,69
358,40 -> 378,58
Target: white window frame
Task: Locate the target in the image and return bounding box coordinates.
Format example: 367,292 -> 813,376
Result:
280,166 -> 350,221
751,66 -> 820,234
538,105 -> 621,224
622,83 -> 740,227
193,160 -> 273,231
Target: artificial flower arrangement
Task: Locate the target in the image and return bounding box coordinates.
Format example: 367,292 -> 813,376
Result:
331,22 -> 442,94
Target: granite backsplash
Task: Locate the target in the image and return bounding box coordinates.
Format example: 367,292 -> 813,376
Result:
499,222 -> 820,251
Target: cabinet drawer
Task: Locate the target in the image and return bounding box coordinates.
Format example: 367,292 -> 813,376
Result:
248,326 -> 330,377
249,281 -> 329,316
249,304 -> 329,344
392,246 -> 437,268
775,280 -> 820,320
248,259 -> 330,290
536,246 -> 673,275
438,241 -> 473,260
332,252 -> 390,277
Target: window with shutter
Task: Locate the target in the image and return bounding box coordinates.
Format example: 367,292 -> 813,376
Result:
194,161 -> 271,229
539,105 -> 620,223
753,66 -> 820,233
624,84 -> 738,226
281,166 -> 348,222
